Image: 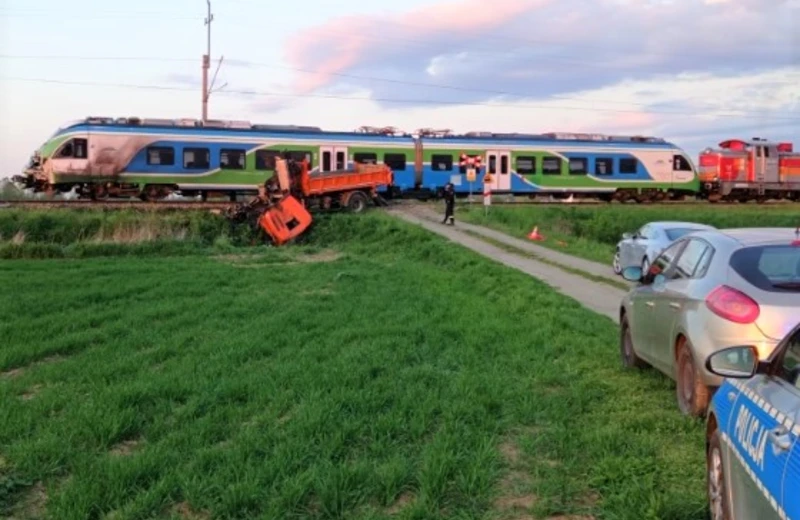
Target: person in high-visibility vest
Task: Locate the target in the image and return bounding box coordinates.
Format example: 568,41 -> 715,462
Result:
442,183 -> 455,225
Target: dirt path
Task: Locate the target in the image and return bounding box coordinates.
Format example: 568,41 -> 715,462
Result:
409,205 -> 630,286
388,205 -> 627,322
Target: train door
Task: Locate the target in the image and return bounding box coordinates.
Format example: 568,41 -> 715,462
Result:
755,145 -> 780,183
319,146 -> 348,172
486,150 -> 511,191
671,153 -> 694,184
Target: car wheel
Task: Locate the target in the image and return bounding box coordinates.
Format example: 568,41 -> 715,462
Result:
707,428 -> 731,520
620,315 -> 647,369
676,340 -> 710,417
613,249 -> 622,275
641,256 -> 650,274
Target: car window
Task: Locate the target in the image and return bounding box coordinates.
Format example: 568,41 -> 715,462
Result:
674,239 -> 712,279
729,245 -> 800,292
665,228 -> 701,241
777,328 -> 800,388
648,239 -> 686,277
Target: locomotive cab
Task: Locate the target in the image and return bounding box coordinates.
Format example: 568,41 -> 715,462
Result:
699,137 -> 799,201
44,135 -> 92,190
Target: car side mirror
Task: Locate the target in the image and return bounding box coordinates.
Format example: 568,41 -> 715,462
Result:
705,346 -> 760,379
622,232 -> 633,240
622,266 -> 642,282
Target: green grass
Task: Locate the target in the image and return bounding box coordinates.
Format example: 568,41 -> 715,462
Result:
1,211 -> 707,519
0,209 -> 264,259
455,203 -> 800,265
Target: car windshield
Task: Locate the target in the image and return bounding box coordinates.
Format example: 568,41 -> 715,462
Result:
665,228 -> 702,241
729,245 -> 800,292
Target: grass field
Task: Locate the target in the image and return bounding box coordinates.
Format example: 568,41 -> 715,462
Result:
1,210 -> 708,519
454,203 -> 800,265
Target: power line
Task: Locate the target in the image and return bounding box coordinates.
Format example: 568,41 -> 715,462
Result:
2,76 -> 799,122
2,54 -> 798,114
1,7 -> 792,61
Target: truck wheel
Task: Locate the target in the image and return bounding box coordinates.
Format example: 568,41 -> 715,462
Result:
347,191 -> 369,213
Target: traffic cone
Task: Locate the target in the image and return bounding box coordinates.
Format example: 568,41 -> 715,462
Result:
527,226 -> 545,241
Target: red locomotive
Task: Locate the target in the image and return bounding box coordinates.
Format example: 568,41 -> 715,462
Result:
698,137 -> 800,202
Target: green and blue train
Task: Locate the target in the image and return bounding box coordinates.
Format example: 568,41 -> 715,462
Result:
14,116 -> 701,201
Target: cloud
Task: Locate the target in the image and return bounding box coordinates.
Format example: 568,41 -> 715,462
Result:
241,66 -> 799,159
283,0 -> 550,95
279,0 -> 797,111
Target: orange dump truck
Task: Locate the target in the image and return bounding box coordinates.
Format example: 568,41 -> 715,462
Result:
230,157 -> 393,245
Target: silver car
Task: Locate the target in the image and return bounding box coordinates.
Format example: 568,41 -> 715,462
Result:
613,221 -> 716,275
619,227 -> 800,417
704,322 -> 800,520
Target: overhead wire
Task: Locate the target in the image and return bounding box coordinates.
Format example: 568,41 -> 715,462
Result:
1,6 -> 797,122
2,54 -> 798,118
2,76 -> 800,122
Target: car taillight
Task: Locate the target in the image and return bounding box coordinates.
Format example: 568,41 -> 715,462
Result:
705,285 -> 760,324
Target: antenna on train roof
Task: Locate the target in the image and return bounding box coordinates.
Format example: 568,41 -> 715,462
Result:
357,126 -> 404,135
416,128 -> 452,137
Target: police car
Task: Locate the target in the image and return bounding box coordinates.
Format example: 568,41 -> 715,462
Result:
704,322 -> 800,520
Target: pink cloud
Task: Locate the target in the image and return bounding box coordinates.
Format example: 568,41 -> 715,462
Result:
284,0 -> 551,94
569,111 -> 659,135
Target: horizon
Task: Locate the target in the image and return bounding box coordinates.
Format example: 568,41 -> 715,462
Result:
1,0 -> 798,177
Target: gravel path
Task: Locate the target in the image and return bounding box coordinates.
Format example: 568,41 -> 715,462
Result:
388,205 -> 627,322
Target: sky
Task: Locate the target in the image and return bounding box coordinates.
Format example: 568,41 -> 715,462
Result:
0,0 -> 798,176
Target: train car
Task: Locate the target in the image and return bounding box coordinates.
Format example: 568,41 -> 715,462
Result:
14,116 -> 700,202
14,118 -> 416,200
698,137 -> 800,202
416,130 -> 699,202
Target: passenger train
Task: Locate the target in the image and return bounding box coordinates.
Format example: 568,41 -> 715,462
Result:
12,115 -> 794,203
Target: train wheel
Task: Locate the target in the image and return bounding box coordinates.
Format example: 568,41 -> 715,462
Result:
91,184 -> 109,200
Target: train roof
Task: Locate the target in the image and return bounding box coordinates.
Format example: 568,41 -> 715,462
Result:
53,116 -> 677,147
702,137 -> 794,153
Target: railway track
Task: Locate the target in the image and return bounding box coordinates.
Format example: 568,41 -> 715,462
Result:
0,197 -> 794,210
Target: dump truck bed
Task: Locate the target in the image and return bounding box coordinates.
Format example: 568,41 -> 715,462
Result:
301,164 -> 393,197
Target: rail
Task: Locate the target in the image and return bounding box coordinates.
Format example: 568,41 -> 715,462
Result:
0,198 -> 786,210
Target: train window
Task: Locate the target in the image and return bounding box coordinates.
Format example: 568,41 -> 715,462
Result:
147,146 -> 175,166
500,155 -> 509,174
255,150 -> 280,170
488,155 -> 496,174
354,152 -> 377,164
516,156 -> 536,174
383,153 -> 407,171
673,155 -> 693,171
322,151 -> 331,171
335,151 -> 346,170
220,149 -> 246,170
542,157 -> 561,175
431,154 -> 453,171
595,158 -> 613,175
183,148 -> 210,169
569,158 -> 587,175
73,139 -> 88,159
287,150 -> 313,167
619,158 -> 638,174
57,138 -> 88,159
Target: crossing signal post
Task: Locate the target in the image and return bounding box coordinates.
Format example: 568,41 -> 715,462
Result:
459,153 -> 483,204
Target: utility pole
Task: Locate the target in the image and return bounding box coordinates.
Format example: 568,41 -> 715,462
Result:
202,0 -> 213,122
